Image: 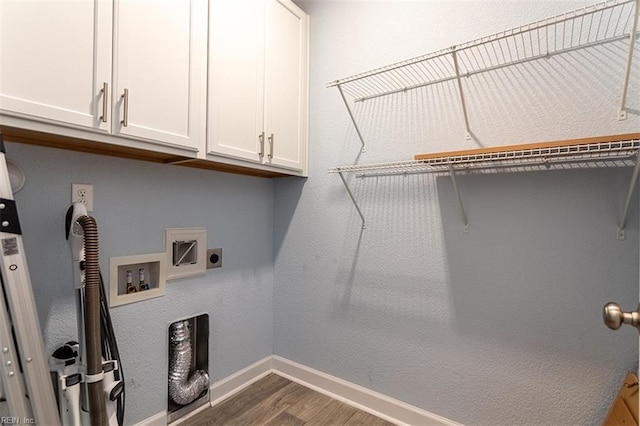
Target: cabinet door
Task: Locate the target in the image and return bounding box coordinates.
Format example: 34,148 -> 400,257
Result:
0,0 -> 112,131
113,0 -> 207,151
263,0 -> 308,172
207,0 -> 265,163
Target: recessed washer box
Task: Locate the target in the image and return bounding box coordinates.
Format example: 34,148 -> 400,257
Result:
109,252 -> 166,307
165,228 -> 207,280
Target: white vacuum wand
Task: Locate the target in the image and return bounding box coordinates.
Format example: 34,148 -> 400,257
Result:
57,202 -> 122,426
66,202 -> 87,289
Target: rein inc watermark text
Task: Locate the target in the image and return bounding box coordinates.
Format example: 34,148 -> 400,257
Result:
0,418 -> 34,424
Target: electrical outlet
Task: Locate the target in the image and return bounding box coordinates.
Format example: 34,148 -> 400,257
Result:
72,183 -> 93,211
207,248 -> 222,269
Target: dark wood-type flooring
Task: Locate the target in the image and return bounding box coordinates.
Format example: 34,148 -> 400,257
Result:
183,373 -> 397,426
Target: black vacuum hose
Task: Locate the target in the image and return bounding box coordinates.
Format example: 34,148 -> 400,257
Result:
77,215 -> 107,426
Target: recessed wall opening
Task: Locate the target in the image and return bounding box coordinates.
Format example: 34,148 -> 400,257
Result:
167,314 -> 210,424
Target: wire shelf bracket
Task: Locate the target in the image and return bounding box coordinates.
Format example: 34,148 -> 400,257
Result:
616,152 -> 640,239
338,171 -> 366,229
337,84 -> 367,153
451,49 -> 472,141
619,0 -> 640,121
449,164 -> 470,232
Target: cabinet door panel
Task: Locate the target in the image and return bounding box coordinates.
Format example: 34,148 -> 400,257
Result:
0,0 -> 111,130
208,0 -> 264,162
264,0 -> 307,171
114,0 -> 206,150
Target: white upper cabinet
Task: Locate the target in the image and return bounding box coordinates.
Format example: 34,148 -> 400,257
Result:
263,0 -> 308,172
0,0 -> 207,152
0,0 -> 305,175
113,0 -> 207,151
208,0 -> 309,174
0,0 -> 112,131
208,0 -> 265,162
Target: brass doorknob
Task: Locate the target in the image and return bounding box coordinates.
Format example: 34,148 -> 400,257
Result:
603,302 -> 640,331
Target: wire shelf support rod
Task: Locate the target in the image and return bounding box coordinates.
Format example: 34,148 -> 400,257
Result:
618,0 -> 639,120
449,164 -> 470,233
337,84 -> 366,153
338,171 -> 366,229
451,49 -> 472,141
617,152 -> 640,239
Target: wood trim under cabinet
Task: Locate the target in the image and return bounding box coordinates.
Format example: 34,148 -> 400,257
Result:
0,126 -> 287,178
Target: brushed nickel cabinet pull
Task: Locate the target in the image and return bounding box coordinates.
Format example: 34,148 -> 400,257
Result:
120,88 -> 129,127
258,131 -> 265,158
99,82 -> 108,123
268,133 -> 274,159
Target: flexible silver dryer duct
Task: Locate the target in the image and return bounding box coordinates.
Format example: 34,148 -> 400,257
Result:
77,215 -> 107,426
168,320 -> 209,405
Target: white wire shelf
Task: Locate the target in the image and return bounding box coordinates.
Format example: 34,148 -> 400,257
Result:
328,0 -> 637,102
329,138 -> 640,176
329,134 -> 640,238
328,0 -> 639,148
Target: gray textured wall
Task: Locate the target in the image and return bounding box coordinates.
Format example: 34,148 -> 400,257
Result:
6,143 -> 275,424
274,0 -> 640,424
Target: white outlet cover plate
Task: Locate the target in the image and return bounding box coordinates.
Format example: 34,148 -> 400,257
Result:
165,227 -> 207,280
72,183 -> 93,211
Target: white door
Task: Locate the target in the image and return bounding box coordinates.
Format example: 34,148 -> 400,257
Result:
0,0 -> 112,131
207,0 -> 265,163
263,0 -> 308,172
113,0 -> 207,151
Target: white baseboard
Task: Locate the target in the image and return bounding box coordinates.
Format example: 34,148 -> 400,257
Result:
271,356 -> 459,426
138,355 -> 458,426
208,356 -> 273,406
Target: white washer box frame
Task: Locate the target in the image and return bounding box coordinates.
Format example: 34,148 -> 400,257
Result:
165,227 -> 207,280
109,252 -> 166,307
